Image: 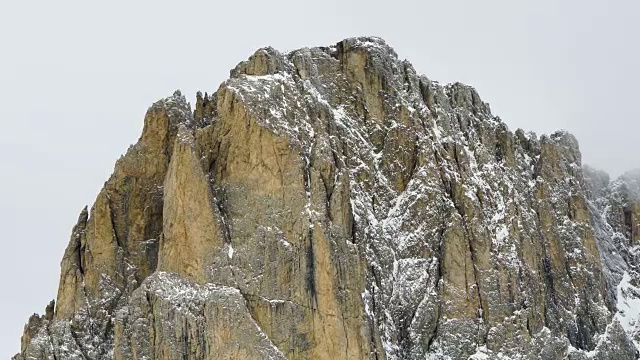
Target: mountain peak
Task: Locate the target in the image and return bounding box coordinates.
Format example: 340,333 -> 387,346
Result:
14,37 -> 640,360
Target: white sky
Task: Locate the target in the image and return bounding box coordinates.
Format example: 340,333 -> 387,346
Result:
1,0 -> 638,357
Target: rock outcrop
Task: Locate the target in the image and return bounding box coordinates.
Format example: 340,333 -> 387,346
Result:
14,37 -> 640,359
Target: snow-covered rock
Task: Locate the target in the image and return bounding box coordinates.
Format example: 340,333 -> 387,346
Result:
14,37 -> 640,360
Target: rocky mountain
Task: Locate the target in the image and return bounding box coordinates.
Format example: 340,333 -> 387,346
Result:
13,37 -> 640,359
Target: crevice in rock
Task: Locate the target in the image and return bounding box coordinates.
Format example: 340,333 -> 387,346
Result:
212,187 -> 232,244
624,207 -> 634,241
76,238 -> 86,276
404,140 -> 419,192
464,222 -> 487,342
306,226 -> 318,309
320,172 -> 333,221
106,197 -> 126,256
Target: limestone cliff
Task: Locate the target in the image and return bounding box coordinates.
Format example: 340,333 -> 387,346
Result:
14,37 -> 640,360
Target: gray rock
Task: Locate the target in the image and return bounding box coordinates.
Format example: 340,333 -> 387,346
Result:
14,37 -> 640,360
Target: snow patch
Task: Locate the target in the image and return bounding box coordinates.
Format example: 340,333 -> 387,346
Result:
615,271 -> 640,349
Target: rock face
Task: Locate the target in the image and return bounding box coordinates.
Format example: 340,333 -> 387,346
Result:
14,37 -> 640,359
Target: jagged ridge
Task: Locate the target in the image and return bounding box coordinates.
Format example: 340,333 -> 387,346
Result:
14,37 -> 640,360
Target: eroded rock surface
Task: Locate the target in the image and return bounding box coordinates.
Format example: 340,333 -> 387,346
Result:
14,37 -> 640,360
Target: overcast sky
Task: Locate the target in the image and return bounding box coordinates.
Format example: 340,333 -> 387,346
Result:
1,0 -> 638,357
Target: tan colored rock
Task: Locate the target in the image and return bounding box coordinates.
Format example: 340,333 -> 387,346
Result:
14,37 -> 640,360
158,126 -> 226,283
54,206 -> 88,319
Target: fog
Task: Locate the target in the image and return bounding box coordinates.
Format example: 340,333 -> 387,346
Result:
1,0 -> 638,357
